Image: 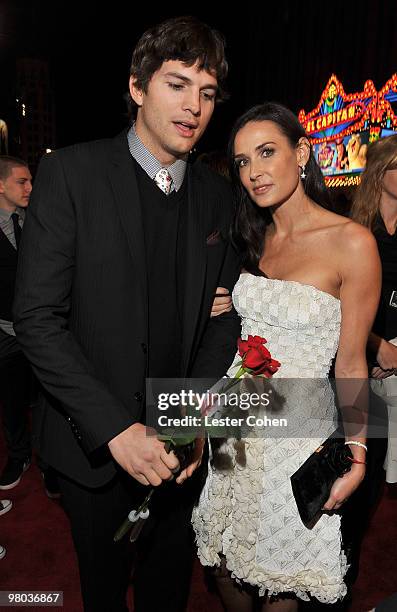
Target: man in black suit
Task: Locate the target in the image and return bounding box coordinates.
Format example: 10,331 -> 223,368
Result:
0,156 -> 32,490
14,16 -> 241,612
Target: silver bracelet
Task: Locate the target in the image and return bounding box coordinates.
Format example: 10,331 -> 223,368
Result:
344,440 -> 368,452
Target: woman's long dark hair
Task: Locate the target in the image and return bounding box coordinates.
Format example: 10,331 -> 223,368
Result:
228,102 -> 331,275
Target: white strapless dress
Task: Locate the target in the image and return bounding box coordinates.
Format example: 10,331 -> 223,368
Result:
192,273 -> 348,604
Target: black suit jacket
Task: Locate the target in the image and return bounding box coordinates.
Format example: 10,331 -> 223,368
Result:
0,228 -> 19,359
13,131 -> 241,487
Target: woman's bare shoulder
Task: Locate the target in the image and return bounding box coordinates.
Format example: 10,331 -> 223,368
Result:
333,218 -> 380,284
313,211 -> 378,273
315,207 -> 375,247
336,218 -> 377,252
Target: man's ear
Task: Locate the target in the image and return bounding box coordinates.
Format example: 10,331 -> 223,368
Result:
0,179 -> 5,195
296,137 -> 311,167
129,75 -> 143,107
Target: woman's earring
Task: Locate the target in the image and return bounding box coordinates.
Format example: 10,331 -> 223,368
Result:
300,165 -> 306,179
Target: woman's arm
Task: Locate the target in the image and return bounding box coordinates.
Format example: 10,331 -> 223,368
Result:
323,223 -> 381,511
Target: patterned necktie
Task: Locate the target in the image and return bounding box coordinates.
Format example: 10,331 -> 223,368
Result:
154,168 -> 173,195
11,213 -> 22,249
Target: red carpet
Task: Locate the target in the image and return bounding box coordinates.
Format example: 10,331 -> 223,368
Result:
1,432 -> 396,611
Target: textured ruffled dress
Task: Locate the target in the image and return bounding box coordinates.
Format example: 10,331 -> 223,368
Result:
192,273 -> 348,604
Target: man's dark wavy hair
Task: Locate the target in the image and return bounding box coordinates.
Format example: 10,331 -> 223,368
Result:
126,16 -> 228,117
228,102 -> 331,275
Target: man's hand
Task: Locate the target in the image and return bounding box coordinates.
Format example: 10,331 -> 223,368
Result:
175,438 -> 205,484
108,423 -> 180,486
375,339 -> 397,371
211,287 -> 232,317
370,366 -> 395,380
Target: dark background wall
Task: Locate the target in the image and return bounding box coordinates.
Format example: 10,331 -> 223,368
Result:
1,0 -> 397,153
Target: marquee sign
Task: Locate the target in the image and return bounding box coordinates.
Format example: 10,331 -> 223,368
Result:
298,74 -> 397,187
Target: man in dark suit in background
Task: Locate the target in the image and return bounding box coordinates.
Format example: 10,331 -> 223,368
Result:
14,17 -> 241,612
0,157 -> 59,500
0,156 -> 32,490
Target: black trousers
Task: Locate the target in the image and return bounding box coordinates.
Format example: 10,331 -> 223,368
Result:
58,465 -> 206,612
0,348 -> 32,462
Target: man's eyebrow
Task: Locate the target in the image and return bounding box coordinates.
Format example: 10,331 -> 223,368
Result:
164,72 -> 218,90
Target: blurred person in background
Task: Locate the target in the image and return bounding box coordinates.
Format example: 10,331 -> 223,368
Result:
0,156 -> 32,490
351,134 -> 397,485
0,498 -> 12,560
0,156 -> 59,499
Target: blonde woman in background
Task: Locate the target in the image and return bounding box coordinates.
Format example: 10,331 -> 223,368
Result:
351,133 -> 397,483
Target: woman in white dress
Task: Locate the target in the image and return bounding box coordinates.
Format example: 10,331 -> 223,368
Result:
191,103 -> 381,611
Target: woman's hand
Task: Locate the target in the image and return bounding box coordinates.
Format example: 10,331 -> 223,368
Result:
211,287 -> 232,317
175,438 -> 205,484
322,463 -> 366,512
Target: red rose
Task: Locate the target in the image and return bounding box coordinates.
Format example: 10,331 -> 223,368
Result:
237,335 -> 281,377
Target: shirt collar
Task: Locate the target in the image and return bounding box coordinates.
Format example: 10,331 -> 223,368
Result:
0,207 -> 25,222
127,125 -> 187,192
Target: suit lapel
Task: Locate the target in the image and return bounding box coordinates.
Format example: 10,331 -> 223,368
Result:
107,132 -> 148,308
181,164 -> 207,374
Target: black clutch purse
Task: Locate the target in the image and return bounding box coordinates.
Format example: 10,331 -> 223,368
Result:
290,433 -> 353,527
